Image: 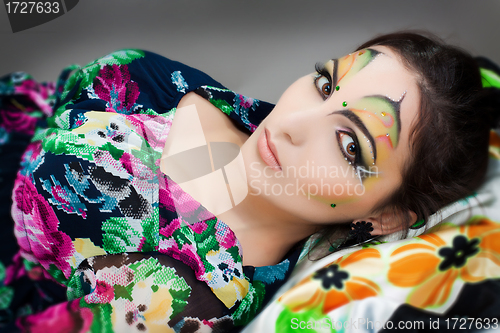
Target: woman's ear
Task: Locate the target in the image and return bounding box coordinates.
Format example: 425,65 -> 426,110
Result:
357,210 -> 417,236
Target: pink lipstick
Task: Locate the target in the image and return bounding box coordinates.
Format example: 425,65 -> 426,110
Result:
257,128 -> 281,171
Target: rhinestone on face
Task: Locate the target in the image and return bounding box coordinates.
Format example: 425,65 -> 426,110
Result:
381,112 -> 386,117
336,85 -> 340,91
386,90 -> 407,103
342,101 -> 348,107
331,203 -> 336,208
386,133 -> 390,136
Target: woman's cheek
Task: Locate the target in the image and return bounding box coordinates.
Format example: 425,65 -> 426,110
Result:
294,172 -> 366,206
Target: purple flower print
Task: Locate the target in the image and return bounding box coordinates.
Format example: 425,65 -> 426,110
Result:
93,64 -> 140,114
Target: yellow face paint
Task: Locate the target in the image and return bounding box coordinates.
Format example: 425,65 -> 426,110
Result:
350,96 -> 402,149
335,49 -> 381,87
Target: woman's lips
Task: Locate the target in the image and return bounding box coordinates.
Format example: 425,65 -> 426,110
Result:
257,128 -> 281,171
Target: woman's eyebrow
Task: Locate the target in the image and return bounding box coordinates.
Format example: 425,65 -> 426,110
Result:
331,59 -> 338,88
330,109 -> 377,164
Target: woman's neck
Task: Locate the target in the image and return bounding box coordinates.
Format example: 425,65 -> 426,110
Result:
216,193 -> 315,267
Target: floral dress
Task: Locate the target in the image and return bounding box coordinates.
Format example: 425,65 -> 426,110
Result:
0,49 -> 300,332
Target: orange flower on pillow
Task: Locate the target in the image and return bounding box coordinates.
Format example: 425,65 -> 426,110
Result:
279,248 -> 382,314
388,217 -> 500,309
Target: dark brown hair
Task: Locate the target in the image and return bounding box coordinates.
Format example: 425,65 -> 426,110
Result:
312,31 -> 500,255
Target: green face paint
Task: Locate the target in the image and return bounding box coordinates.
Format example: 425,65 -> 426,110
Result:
335,49 -> 381,87
350,94 -> 404,149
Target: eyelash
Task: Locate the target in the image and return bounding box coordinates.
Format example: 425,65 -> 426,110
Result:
336,129 -> 361,167
314,64 -> 368,173
314,63 -> 333,100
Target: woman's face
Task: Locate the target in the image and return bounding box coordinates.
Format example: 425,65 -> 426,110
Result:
241,45 -> 420,233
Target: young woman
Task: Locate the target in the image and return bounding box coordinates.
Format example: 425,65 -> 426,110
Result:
0,31 -> 498,332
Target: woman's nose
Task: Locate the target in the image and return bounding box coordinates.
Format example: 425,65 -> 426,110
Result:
277,108 -> 318,147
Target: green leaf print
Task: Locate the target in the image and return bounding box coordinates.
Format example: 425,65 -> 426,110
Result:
85,302 -> 114,333
0,286 -> 14,310
276,307 -> 337,333
127,257 -> 191,319
113,284 -> 133,302
210,99 -> 234,116
232,280 -> 266,326
140,208 -> 160,252
0,261 -> 5,281
102,217 -> 142,253
42,130 -> 97,161
226,245 -> 242,263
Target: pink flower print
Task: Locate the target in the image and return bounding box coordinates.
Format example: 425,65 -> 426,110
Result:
159,216 -> 182,239
248,123 -> 258,132
15,79 -> 55,116
93,64 -> 140,114
127,113 -> 171,150
191,221 -> 208,234
12,175 -> 75,279
51,185 -> 70,205
215,220 -> 238,249
0,108 -> 38,136
238,95 -> 254,109
17,299 -> 93,333
4,253 -> 26,285
161,178 -> 200,217
116,151 -> 155,180
158,238 -> 206,279
85,280 -> 114,304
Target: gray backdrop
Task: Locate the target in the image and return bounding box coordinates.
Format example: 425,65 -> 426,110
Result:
1,0 -> 499,103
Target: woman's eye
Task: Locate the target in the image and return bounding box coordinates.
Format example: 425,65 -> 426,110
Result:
315,75 -> 332,98
337,130 -> 358,164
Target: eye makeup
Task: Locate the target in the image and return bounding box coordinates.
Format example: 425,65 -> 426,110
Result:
349,94 -> 405,148
334,127 -> 379,185
332,110 -> 377,166
313,48 -> 382,103
336,128 -> 362,166
336,48 -> 381,86
314,60 -> 337,100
